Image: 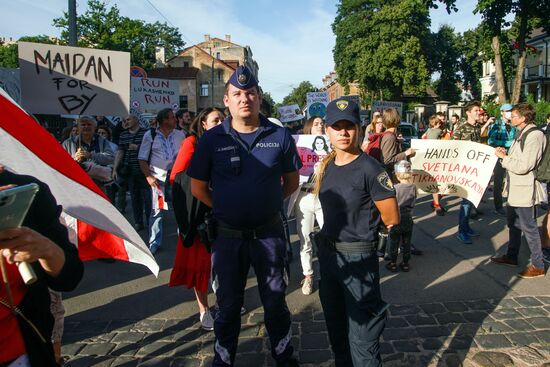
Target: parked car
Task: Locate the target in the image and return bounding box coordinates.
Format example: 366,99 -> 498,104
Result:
397,122 -> 417,149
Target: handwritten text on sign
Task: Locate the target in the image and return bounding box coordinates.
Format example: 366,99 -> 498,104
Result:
410,139 -> 497,207
292,134 -> 331,184
278,104 -> 304,123
130,77 -> 179,113
18,42 -> 130,116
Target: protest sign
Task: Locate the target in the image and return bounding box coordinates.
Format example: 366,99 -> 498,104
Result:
18,42 -> 130,116
0,67 -> 21,103
292,134 -> 331,183
341,95 -> 360,108
306,91 -> 329,118
278,104 -> 304,123
372,100 -> 403,116
411,139 -> 497,207
130,76 -> 179,114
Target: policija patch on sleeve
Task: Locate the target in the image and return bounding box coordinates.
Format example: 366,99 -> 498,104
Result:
377,171 -> 394,191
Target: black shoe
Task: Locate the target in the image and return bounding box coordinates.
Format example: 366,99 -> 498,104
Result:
277,357 -> 299,367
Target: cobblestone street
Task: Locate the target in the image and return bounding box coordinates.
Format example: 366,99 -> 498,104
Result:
63,296 -> 550,367
62,196 -> 550,367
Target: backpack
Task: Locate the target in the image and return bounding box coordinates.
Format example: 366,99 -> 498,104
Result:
366,131 -> 393,162
518,126 -> 550,183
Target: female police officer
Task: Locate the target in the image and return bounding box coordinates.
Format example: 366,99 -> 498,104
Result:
312,98 -> 399,366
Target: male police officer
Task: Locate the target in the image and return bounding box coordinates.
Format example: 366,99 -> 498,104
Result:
188,66 -> 301,367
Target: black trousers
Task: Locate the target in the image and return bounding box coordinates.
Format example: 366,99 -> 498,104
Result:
317,237 -> 388,367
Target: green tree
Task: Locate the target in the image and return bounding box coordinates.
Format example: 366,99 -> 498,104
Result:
455,0 -> 549,103
0,35 -> 57,68
53,0 -> 185,70
261,91 -> 276,117
333,0 -> 431,100
282,81 -> 317,109
429,25 -> 462,102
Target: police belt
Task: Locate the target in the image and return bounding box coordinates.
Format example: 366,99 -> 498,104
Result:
216,215 -> 283,240
327,240 -> 378,253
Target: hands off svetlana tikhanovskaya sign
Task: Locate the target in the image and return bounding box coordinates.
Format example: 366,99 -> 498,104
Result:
18,42 -> 130,116
410,139 -> 497,208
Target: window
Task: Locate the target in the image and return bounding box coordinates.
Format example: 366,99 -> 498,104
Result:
183,61 -> 189,68
200,83 -> 209,97
179,96 -> 188,109
216,52 -> 221,59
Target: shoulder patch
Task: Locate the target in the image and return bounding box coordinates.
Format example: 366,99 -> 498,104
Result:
377,171 -> 394,191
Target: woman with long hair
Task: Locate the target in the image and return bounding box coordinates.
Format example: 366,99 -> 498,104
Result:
169,107 -> 224,331
289,116 -> 326,295
312,98 -> 399,366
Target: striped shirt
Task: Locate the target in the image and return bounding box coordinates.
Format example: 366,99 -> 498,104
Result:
118,128 -> 148,172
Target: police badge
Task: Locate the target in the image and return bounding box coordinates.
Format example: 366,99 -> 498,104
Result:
336,100 -> 348,111
376,171 -> 394,191
238,73 -> 248,85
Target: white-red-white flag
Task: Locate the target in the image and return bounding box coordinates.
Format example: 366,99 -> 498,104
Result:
0,87 -> 159,276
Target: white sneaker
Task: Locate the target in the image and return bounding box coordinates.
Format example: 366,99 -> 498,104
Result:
301,277 -> 314,295
200,310 -> 214,331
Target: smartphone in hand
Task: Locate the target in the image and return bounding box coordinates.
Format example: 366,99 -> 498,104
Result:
0,183 -> 40,284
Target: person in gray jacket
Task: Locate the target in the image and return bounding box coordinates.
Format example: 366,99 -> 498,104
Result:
62,116 -> 115,190
490,103 -> 546,279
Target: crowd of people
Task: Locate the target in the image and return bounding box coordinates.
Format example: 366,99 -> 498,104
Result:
2,63 -> 550,367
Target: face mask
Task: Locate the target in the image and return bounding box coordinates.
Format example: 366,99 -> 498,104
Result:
503,111 -> 511,120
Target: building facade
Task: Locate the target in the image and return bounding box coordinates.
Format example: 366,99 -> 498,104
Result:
321,71 -> 361,102
152,35 -> 259,112
480,28 -> 549,102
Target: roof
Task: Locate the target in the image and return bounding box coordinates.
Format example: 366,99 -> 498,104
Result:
527,27 -> 549,45
198,37 -> 242,48
146,67 -> 199,79
224,60 -> 239,69
166,45 -> 237,71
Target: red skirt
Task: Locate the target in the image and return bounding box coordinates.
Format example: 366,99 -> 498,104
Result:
169,234 -> 211,293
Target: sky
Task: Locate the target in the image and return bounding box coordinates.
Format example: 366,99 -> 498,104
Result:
1,0 -> 483,103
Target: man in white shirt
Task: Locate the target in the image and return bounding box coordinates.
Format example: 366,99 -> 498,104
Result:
138,108 -> 185,254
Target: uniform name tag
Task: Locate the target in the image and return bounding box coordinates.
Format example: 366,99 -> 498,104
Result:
216,146 -> 236,152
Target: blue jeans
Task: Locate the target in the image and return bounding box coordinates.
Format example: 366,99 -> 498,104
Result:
148,181 -> 166,251
458,198 -> 473,236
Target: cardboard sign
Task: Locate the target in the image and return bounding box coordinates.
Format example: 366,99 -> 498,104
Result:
292,134 -> 331,184
278,104 -> 304,123
372,100 -> 403,117
130,76 -> 179,114
306,92 -> 329,119
18,42 -> 130,116
411,139 -> 497,207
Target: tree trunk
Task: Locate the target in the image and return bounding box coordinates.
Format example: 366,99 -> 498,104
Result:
511,4 -> 529,104
492,36 -> 508,103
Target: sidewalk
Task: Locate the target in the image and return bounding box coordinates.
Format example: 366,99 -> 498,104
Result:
62,194 -> 550,367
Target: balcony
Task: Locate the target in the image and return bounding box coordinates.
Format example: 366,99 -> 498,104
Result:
524,64 -> 550,80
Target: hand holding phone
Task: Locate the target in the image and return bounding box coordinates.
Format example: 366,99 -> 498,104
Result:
0,183 -> 39,284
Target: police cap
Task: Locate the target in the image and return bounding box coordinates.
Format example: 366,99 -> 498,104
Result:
228,65 -> 258,90
325,98 -> 361,127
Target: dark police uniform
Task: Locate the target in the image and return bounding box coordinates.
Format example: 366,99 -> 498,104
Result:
187,66 -> 302,367
313,99 -> 396,367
